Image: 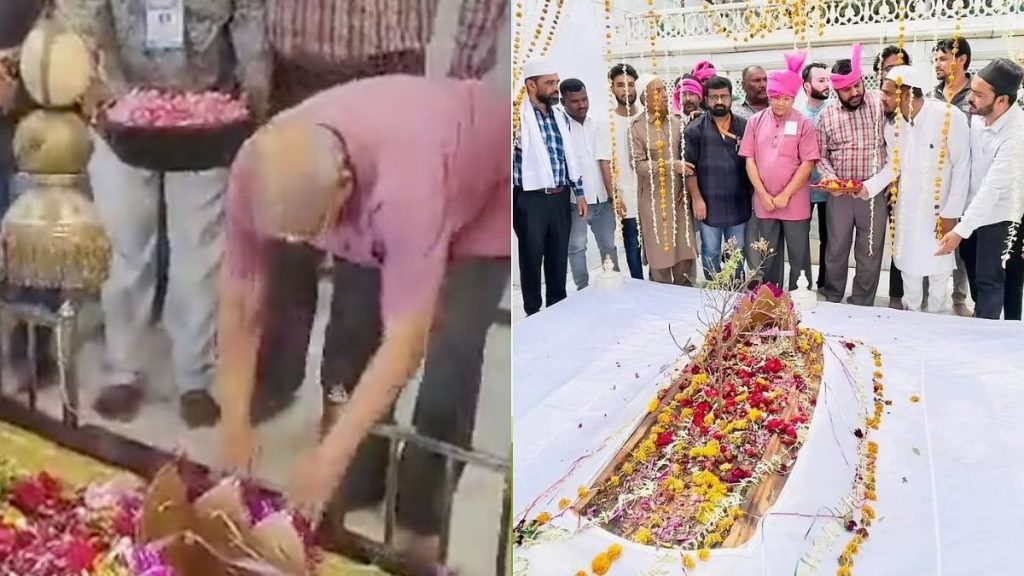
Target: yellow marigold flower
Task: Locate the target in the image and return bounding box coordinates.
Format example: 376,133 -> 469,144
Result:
591,552 -> 612,575
578,486 -> 589,499
650,514 -> 664,527
648,398 -> 660,413
730,507 -> 744,518
704,533 -> 723,547
657,412 -> 672,426
671,463 -> 682,475
674,393 -> 686,402
867,441 -> 878,455
838,566 -> 852,576
607,543 -> 623,560
610,475 -> 621,487
683,554 -> 697,569
652,425 -> 665,435
702,413 -> 715,427
681,407 -> 694,419
910,394 -> 920,403
536,512 -> 551,525
734,392 -> 749,403
622,462 -> 635,475
865,489 -> 877,501
575,571 -> 587,576
747,408 -> 763,422
813,331 -> 823,344
698,548 -> 711,561
634,527 -> 653,544
692,373 -> 710,386
719,463 -> 733,472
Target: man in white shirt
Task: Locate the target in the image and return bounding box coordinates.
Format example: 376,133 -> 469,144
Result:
609,63 -> 644,279
860,65 -> 970,313
937,58 -> 1024,320
561,78 -> 619,289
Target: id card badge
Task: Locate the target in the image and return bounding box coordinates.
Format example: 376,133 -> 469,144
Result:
784,120 -> 798,136
145,0 -> 185,50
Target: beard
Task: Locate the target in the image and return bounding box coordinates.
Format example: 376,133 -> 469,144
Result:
809,87 -> 829,101
970,102 -> 993,116
615,93 -> 637,107
539,91 -> 559,106
839,94 -> 863,111
710,105 -> 729,117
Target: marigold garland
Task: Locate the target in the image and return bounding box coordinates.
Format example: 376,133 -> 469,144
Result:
885,6 -> 907,259
511,0 -> 566,144
603,0 -> 624,244
933,104 -> 954,239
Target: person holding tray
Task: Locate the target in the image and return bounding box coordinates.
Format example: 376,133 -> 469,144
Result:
63,0 -> 271,427
217,75 -> 509,568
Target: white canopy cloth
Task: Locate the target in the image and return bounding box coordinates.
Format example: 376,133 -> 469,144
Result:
513,280 -> 1024,575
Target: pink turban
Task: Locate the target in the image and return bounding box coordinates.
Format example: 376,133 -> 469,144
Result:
767,50 -> 807,99
671,78 -> 704,114
830,43 -> 864,90
692,60 -> 717,82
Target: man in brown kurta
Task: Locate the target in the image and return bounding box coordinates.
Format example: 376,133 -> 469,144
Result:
629,75 -> 697,285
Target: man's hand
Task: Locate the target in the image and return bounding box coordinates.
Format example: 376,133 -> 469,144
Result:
940,218 -> 957,236
673,160 -> 695,177
289,445 -> 344,521
692,196 -> 707,221
772,194 -> 790,210
757,190 -> 775,212
221,418 -> 258,474
936,230 -> 963,255
576,196 -> 588,218
615,197 -> 627,218
852,186 -> 870,200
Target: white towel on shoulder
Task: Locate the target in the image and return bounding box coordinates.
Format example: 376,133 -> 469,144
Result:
518,99 -> 581,191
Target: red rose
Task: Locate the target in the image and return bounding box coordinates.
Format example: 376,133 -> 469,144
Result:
11,480 -> 47,512
36,473 -> 62,497
764,358 -> 784,373
656,431 -> 674,447
65,539 -> 98,571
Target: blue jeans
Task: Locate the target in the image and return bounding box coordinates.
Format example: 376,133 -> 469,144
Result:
568,200 -> 618,290
622,217 -> 643,279
698,221 -> 747,279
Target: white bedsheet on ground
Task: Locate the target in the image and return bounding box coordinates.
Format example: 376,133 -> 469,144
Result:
513,279 -> 1024,575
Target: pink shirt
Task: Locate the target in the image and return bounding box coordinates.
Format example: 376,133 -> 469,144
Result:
738,108 -> 820,221
226,75 -> 510,322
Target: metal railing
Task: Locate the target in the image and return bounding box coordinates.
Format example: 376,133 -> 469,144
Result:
0,296 -> 512,576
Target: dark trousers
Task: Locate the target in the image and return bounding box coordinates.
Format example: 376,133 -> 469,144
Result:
760,218 -> 812,291
889,257 -> 904,298
962,221 -> 1024,320
815,201 -> 827,289
622,217 -> 644,280
513,187 -> 572,315
323,258 -> 509,534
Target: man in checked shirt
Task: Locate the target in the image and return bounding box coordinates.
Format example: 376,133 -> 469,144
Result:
254,0 -> 507,421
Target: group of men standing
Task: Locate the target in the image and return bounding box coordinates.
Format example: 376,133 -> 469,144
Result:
515,38 -> 1024,321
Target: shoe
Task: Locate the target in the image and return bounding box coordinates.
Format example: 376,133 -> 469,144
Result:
93,383 -> 144,422
887,297 -> 905,310
953,303 -> 974,317
179,390 -> 221,429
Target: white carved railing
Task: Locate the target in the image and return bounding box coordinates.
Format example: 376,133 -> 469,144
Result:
620,0 -> 1024,45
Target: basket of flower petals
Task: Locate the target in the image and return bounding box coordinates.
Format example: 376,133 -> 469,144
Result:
576,284 -> 825,550
0,457 -> 321,575
99,88 -> 256,172
810,178 -> 863,195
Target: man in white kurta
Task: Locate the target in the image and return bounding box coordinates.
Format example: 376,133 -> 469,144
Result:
862,66 -> 970,312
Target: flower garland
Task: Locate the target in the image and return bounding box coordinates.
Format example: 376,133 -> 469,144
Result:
701,0 -> 825,45
511,0 -> 566,144
932,104 -> 954,240
603,0 -> 624,244
795,343 -> 885,576
884,4 -> 907,259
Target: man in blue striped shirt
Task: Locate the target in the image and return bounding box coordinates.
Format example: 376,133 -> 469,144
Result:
514,57 -> 585,316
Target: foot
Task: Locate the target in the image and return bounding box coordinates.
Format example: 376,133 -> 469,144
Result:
179,390 -> 221,429
93,383 -> 144,422
397,530 -> 446,576
888,297 -> 905,310
953,303 -> 974,317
